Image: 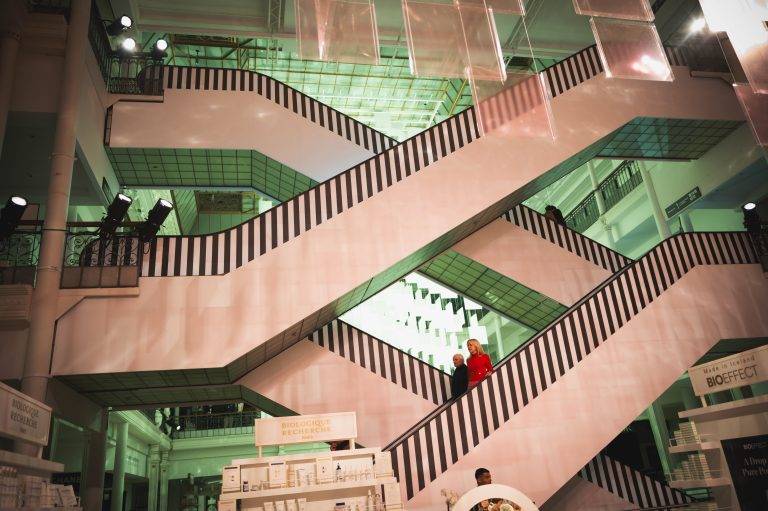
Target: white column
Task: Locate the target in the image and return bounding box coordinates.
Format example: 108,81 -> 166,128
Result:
0,0 -> 26,157
110,421 -> 129,511
680,212 -> 694,233
81,412 -> 108,511
147,445 -> 160,511
587,161 -> 616,248
639,161 -> 671,240
158,450 -> 170,511
20,0 -> 91,416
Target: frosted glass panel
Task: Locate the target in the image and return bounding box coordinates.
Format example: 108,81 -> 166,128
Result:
572,0 -> 653,21
458,3 -> 506,82
473,72 -> 555,139
457,0 -> 526,15
403,0 -> 467,78
700,0 -> 768,94
322,0 -> 380,64
590,17 -> 673,81
735,84 -> 768,147
295,0 -> 329,59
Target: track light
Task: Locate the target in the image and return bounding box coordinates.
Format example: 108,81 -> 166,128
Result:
689,17 -> 707,34
152,38 -> 168,58
106,15 -> 132,36
743,202 -> 757,211
99,193 -> 133,239
0,196 -> 28,241
137,199 -> 173,242
120,37 -> 137,53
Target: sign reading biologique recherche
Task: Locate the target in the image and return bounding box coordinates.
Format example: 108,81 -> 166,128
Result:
689,345 -> 768,397
254,412 -> 357,447
0,381 -> 52,446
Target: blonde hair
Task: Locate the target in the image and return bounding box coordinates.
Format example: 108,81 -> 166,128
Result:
466,339 -> 485,356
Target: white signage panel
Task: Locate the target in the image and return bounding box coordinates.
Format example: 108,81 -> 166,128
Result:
0,381 -> 52,446
689,345 -> 768,396
254,412 -> 357,447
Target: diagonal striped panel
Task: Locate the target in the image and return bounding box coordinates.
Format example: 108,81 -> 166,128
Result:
385,231 -> 758,501
309,319 -> 452,405
160,66 -> 398,154
579,453 -> 692,509
504,205 -> 632,273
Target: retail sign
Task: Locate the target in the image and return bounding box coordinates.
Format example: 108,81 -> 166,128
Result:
0,381 -> 52,446
254,412 -> 357,447
664,186 -> 701,218
689,345 -> 768,396
722,434 -> 768,511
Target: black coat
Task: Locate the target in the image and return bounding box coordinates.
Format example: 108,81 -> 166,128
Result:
451,364 -> 469,398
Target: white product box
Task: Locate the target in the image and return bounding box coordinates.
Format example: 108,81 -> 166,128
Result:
264,501 -> 275,511
275,500 -> 286,511
316,456 -> 333,483
297,498 -> 307,511
218,500 -> 236,511
286,499 -> 297,511
269,462 -> 287,488
222,466 -> 240,492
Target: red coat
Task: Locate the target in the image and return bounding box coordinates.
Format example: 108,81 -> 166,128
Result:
467,353 -> 493,385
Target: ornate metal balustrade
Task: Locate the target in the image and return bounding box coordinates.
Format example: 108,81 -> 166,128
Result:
174,411 -> 261,439
565,193 -> 600,234
60,229 -> 142,288
0,227 -> 42,286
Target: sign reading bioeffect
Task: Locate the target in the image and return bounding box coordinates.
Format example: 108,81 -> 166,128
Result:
0,381 -> 52,446
689,345 -> 768,397
254,412 -> 357,447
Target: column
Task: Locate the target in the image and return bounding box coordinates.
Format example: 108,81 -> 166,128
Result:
639,161 -> 671,240
147,445 -> 161,511
110,421 -> 129,511
680,212 -> 694,233
646,402 -> 672,477
158,450 -> 170,511
587,161 -> 616,248
20,0 -> 91,414
81,412 -> 108,511
0,0 -> 26,156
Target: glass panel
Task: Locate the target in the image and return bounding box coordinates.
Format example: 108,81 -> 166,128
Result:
472,71 -> 555,139
572,0 -> 653,22
700,0 -> 768,94
457,0 -> 526,15
458,2 -> 506,82
590,17 -> 673,81
403,0 -> 467,78
322,0 -> 380,64
735,84 -> 768,147
295,0 -> 330,60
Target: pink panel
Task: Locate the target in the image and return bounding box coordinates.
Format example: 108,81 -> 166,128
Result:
572,0 -> 653,21
296,0 -> 329,60
322,0 -> 380,64
735,84 -> 768,147
458,2 -> 506,82
700,0 -> 768,94
403,0 -> 467,78
590,17 -> 673,81
472,71 -> 555,138
458,0 -> 526,15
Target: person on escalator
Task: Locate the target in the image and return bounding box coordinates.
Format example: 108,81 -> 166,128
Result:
466,339 -> 493,388
544,205 -> 566,227
451,353 -> 469,398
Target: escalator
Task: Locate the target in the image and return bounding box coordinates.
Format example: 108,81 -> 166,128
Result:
51,45 -> 744,404
384,231 -> 767,508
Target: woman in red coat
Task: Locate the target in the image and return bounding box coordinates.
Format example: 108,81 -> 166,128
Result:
466,339 -> 493,387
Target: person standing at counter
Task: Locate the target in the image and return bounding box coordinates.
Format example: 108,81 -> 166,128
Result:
466,339 -> 493,388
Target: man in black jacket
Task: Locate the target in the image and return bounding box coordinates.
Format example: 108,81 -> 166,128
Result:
451,353 -> 468,398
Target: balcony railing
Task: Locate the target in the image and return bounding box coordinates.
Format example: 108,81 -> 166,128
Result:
565,160 -> 643,233
60,228 -> 142,288
0,227 -> 42,286
174,411 -> 261,439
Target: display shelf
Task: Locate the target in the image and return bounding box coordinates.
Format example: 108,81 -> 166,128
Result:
669,441 -> 721,454
220,478 -> 395,501
0,450 -> 64,476
669,476 -> 731,489
678,394 -> 768,422
231,447 -> 383,466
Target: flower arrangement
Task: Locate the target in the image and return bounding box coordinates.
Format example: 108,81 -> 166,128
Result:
441,489 -> 460,510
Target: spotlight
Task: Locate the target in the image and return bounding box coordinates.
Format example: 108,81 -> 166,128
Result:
176,424 -> 181,431
99,193 -> 133,239
152,38 -> 168,58
106,15 -> 132,36
743,202 -> 757,211
689,17 -> 707,34
120,37 -> 137,53
0,196 -> 28,240
137,199 -> 173,242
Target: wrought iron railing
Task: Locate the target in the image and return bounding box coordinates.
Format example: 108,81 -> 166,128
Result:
60,228 -> 142,288
565,160 -> 643,233
0,227 -> 42,286
174,411 -> 260,439
26,0 -> 70,14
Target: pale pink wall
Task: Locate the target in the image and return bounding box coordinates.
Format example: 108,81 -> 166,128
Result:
107,89 -> 376,182
404,265 -> 768,509
10,52 -> 63,113
541,477 -> 632,511
453,219 -> 611,306
237,340 -> 438,448
50,71 -> 744,377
